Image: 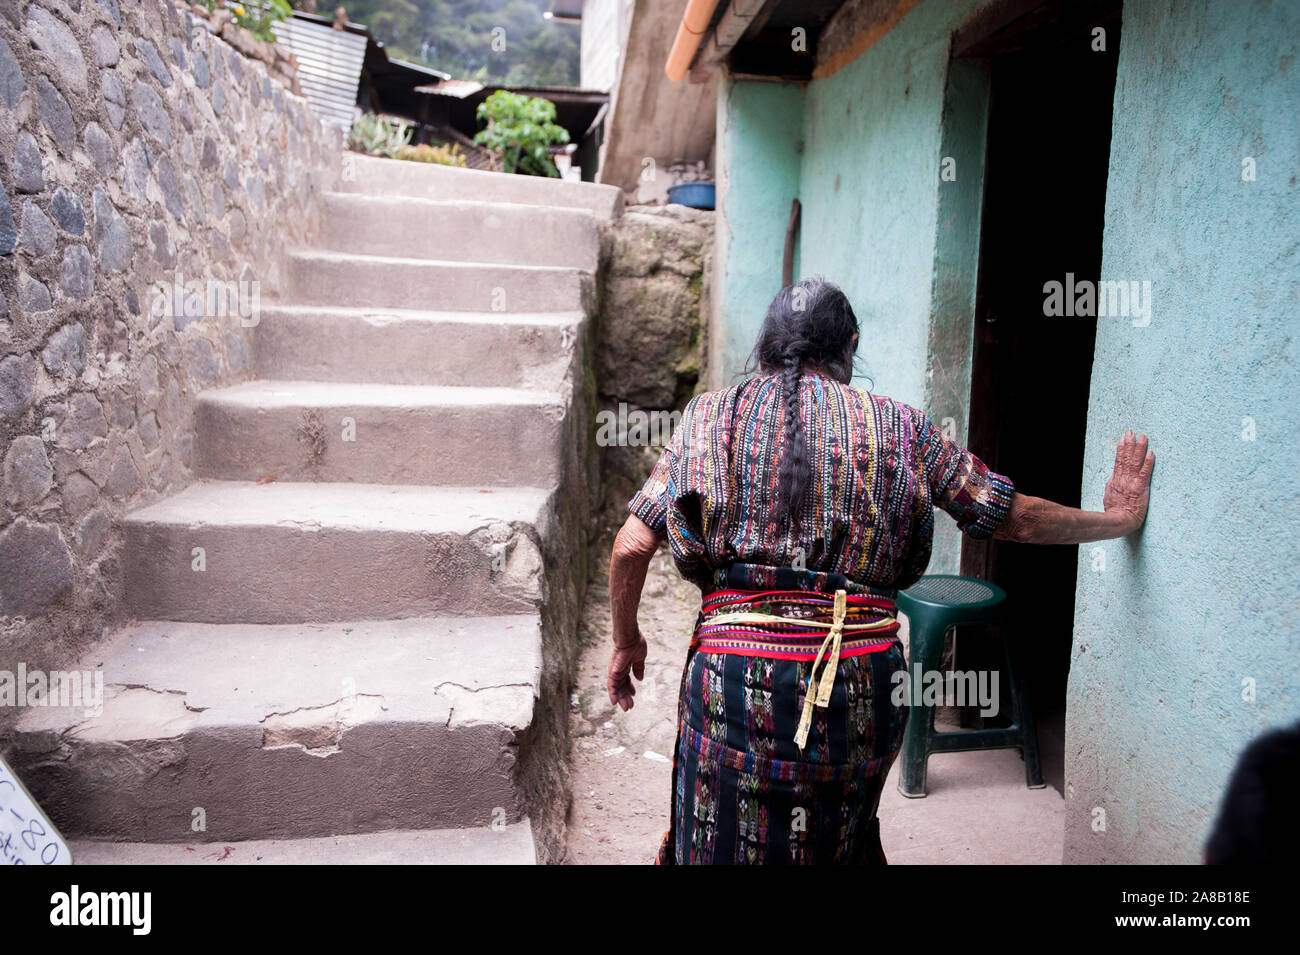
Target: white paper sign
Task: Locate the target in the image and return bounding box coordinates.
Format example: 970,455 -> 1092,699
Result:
0,755 -> 71,865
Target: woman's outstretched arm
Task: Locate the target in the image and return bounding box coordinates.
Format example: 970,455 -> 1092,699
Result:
607,514 -> 662,711
995,431 -> 1155,545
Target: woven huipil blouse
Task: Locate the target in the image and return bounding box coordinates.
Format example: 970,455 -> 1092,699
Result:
627,371 -> 1015,594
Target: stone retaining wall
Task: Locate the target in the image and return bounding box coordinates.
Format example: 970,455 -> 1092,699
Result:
0,0 -> 338,729
594,202 -> 713,534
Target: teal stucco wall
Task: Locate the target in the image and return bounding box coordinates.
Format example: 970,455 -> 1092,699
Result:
713,0 -> 991,568
920,56 -> 992,573
710,75 -> 805,389
797,0 -> 989,409
712,0 -> 1298,864
1065,0 -> 1300,863
713,0 -> 992,406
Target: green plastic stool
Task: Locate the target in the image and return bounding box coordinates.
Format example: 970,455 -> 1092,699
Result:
895,574 -> 1044,797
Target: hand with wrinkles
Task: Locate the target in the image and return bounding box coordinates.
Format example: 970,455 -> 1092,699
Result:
1103,430 -> 1155,534
606,515 -> 661,712
607,628 -> 648,713
996,430 -> 1155,545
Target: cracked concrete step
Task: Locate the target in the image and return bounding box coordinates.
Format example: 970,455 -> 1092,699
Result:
339,153 -> 623,220
123,481 -> 551,623
68,822 -> 537,864
285,250 -> 591,312
251,305 -> 580,389
9,617 -> 543,843
319,192 -> 600,270
194,381 -> 568,486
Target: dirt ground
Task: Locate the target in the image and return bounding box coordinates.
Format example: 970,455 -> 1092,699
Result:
563,545 -> 693,864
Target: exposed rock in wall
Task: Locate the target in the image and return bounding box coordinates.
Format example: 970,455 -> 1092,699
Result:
0,0 -> 338,731
593,202 -> 713,533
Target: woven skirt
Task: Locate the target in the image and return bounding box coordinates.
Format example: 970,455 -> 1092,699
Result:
656,575 -> 909,865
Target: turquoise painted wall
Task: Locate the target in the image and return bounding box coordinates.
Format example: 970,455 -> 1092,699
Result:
714,0 -> 990,568
1065,0 -> 1300,863
711,76 -> 805,389
714,0 -> 1298,864
921,57 -> 992,573
797,0 -> 990,408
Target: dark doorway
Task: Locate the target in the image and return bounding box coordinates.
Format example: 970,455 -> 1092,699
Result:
957,3 -> 1123,794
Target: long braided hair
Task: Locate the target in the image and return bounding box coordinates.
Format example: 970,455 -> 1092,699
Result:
745,277 -> 860,526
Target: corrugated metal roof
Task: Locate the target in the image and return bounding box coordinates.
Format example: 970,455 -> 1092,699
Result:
385,57 -> 451,82
549,0 -> 584,20
271,16 -> 367,131
504,84 -> 608,98
414,79 -> 486,99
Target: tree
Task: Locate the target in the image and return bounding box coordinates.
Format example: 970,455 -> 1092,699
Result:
334,0 -> 579,85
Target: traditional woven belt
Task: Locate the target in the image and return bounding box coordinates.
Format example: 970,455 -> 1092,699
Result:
708,560 -> 897,600
694,583 -> 900,752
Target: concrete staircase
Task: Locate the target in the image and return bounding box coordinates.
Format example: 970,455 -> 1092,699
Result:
9,155 -> 619,865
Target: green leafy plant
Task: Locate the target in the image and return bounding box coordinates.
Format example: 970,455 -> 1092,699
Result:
348,115 -> 472,168
473,90 -> 569,178
204,1 -> 291,44
335,0 -> 579,86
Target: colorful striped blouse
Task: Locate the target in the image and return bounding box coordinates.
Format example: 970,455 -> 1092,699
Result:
627,370 -> 1015,594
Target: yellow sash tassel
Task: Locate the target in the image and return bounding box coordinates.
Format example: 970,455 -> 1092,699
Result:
794,589 -> 848,752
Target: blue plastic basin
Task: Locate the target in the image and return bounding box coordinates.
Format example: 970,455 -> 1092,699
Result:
667,181 -> 715,210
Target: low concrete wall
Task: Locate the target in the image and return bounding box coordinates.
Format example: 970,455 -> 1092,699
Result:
0,0 -> 338,731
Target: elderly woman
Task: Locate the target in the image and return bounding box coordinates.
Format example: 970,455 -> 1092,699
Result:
607,277 -> 1154,865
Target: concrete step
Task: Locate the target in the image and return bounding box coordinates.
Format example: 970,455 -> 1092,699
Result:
285,250 -> 591,312
194,381 -> 567,487
68,822 -> 538,864
339,153 -> 623,220
9,617 -> 544,843
251,305 -> 579,390
123,481 -> 551,623
319,192 -> 600,270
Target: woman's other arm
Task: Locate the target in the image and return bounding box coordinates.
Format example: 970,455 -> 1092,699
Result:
607,514 -> 662,711
995,431 -> 1154,545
